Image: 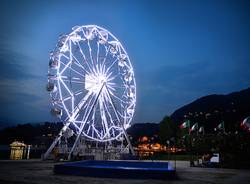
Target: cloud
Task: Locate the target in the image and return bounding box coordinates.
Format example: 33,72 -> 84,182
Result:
0,41 -> 50,122
0,46 -> 40,80
0,43 -> 47,106
0,78 -> 51,123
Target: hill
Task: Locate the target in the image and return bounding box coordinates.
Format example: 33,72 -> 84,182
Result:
171,87 -> 250,132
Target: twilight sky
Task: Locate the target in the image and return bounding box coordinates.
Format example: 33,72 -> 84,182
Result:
0,0 -> 250,127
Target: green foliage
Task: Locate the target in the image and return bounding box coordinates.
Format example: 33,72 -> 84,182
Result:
158,116 -> 177,143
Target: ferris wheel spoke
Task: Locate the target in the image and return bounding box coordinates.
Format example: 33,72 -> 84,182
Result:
109,82 -> 127,89
68,40 -> 74,74
121,86 -> 129,98
77,41 -> 95,74
117,110 -> 125,120
93,126 -> 102,139
60,79 -> 73,96
69,79 -> 82,84
61,53 -> 69,60
99,103 -> 106,137
106,84 -> 116,92
107,72 -> 120,82
67,66 -> 85,78
71,53 -> 91,75
74,90 -> 83,96
59,60 -> 72,75
87,40 -> 95,66
60,75 -> 84,82
99,95 -> 111,139
90,124 -> 95,138
96,42 -> 100,64
76,41 -> 87,60
71,95 -> 75,116
72,58 -> 85,70
108,89 -> 127,104
62,96 -> 72,102
62,80 -> 84,84
54,90 -> 59,99
111,127 -> 115,137
74,61 -> 91,76
102,92 -> 120,125
86,124 -> 91,135
91,101 -> 97,122
81,101 -> 93,123
59,63 -> 85,83
103,86 -> 121,123
57,81 -> 71,118
105,58 -> 118,75
102,60 -> 107,75
80,93 -> 96,124
100,45 -> 111,69
61,76 -> 84,83
102,95 -> 117,127
69,94 -> 91,125
73,90 -> 93,120
57,103 -> 64,109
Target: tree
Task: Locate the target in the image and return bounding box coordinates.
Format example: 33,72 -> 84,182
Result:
158,116 -> 177,144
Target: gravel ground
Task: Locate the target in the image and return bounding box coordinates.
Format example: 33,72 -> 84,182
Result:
0,159 -> 249,184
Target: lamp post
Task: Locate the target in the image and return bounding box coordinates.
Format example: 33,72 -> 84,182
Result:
166,140 -> 170,161
27,145 -> 31,159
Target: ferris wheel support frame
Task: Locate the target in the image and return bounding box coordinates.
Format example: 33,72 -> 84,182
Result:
43,121 -> 71,160
44,84 -> 94,160
68,82 -> 105,160
44,82 -> 135,160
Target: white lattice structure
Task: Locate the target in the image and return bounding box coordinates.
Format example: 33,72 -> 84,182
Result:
44,25 -> 136,160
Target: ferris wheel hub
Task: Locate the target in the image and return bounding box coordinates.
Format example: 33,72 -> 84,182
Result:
85,73 -> 107,93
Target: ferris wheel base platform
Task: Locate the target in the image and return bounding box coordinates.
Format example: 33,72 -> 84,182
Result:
54,160 -> 176,179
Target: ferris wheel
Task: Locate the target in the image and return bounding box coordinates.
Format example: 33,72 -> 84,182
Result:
45,25 -> 136,159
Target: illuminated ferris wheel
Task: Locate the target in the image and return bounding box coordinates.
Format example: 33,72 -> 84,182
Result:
45,25 -> 136,158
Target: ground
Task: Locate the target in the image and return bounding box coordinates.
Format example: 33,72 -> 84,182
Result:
0,160 -> 250,184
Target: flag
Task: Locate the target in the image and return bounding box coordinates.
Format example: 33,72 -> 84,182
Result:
240,121 -> 245,128
241,116 -> 250,132
198,126 -> 204,134
217,121 -> 224,130
180,120 -> 190,129
241,117 -> 250,128
190,123 -> 198,132
215,121 -> 225,133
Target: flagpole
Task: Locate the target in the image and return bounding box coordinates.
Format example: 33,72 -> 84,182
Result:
196,123 -> 199,136
180,120 -> 193,166
223,122 -> 226,134
188,121 -> 191,135
196,123 -> 199,166
188,121 -> 194,166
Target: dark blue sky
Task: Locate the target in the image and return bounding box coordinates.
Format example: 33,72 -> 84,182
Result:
0,0 -> 250,127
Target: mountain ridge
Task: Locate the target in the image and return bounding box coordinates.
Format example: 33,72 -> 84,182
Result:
171,87 -> 250,132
